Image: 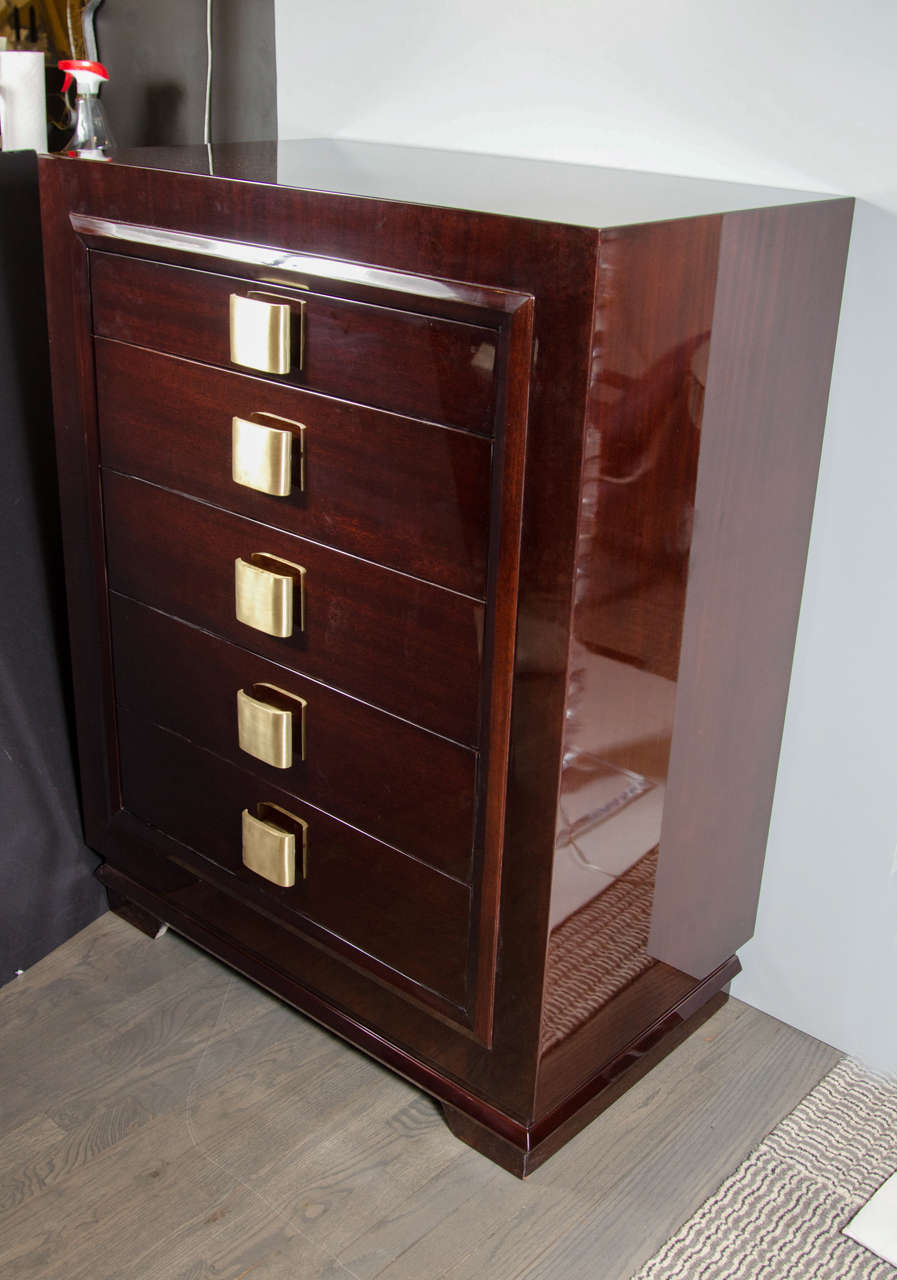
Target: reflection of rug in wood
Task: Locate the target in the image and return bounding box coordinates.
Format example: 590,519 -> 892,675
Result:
633,1057 -> 897,1279
541,846 -> 659,1053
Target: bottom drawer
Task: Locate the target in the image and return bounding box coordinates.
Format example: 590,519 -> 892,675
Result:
110,594 -> 476,879
117,712 -> 471,1008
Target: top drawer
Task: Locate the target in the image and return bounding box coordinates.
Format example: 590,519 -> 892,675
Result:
90,252 -> 499,434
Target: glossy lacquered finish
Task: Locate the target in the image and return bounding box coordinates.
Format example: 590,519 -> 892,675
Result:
39,144 -> 852,1175
541,218 -> 720,1051
117,713 -> 471,1009
109,595 -> 477,879
95,338 -> 492,596
97,138 -> 833,228
91,251 -> 499,433
102,471 -> 484,745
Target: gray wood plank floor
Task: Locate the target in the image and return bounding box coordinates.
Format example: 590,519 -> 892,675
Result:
0,914 -> 840,1280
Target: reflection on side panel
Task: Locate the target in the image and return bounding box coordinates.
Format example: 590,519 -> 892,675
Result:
541,217 -> 720,1054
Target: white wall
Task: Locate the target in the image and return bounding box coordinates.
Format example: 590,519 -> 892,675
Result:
275,1 -> 897,1070
736,205 -> 897,1071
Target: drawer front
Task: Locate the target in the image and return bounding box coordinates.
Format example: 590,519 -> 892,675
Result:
91,253 -> 498,434
96,339 -> 492,597
102,472 -> 483,745
110,595 -> 477,880
117,713 -> 471,1006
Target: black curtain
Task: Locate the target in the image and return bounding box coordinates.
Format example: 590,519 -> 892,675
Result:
0,152 -> 106,984
0,0 -> 277,983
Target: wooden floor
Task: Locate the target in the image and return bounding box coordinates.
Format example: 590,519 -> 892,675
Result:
1,913 -> 840,1280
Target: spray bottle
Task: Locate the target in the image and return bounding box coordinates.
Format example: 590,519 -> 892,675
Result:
59,59 -> 114,158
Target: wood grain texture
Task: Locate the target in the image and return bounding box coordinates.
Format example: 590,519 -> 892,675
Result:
117,714 -> 472,1009
375,1004 -> 839,1280
90,251 -> 499,434
649,198 -> 855,979
572,216 -> 720,678
109,596 -> 477,880
535,217 -> 723,1110
106,889 -> 167,938
95,338 -> 493,597
39,152 -> 601,1128
0,916 -> 841,1280
38,150 -> 852,1172
37,165 -> 121,845
102,471 -> 484,746
470,298 -> 533,1043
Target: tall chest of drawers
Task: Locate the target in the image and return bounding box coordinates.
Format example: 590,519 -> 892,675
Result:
39,142 -> 852,1175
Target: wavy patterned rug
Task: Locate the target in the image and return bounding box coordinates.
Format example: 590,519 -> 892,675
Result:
541,847 -> 658,1052
633,1057 -> 897,1279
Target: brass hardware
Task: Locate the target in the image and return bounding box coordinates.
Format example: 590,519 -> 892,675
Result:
234,553 -> 306,637
241,802 -> 308,886
237,683 -> 307,769
248,292 -> 306,371
229,293 -> 291,374
232,414 -> 305,497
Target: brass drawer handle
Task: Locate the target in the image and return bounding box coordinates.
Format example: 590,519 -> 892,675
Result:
242,802 -> 308,887
234,553 -> 306,637
237,683 -> 307,769
228,291 -> 306,375
232,414 -> 306,497
229,293 -> 290,374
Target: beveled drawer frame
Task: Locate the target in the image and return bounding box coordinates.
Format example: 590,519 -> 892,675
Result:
54,207 -> 534,1046
72,212 -> 526,358
40,152 -> 853,1174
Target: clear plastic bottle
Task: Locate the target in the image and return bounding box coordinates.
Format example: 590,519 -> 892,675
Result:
59,59 -> 115,158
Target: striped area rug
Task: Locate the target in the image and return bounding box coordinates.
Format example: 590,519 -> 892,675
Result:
633,1057 -> 897,1279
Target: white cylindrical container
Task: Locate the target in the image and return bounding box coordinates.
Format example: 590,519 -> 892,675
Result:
0,51 -> 47,152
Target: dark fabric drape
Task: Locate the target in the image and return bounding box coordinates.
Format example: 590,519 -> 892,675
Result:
0,3 -> 276,982
0,152 -> 106,985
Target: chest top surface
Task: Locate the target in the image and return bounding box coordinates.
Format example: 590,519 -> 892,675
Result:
74,136 -> 831,229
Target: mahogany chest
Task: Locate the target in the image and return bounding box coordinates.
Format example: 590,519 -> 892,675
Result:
39,141 -> 852,1174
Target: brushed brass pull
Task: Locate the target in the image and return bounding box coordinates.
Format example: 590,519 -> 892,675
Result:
241,802 -> 308,886
237,683 -> 307,769
234,553 -> 306,637
232,414 -> 305,497
229,293 -> 290,374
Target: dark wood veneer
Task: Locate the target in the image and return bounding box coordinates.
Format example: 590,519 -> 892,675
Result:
118,713 -> 472,1008
102,471 -> 484,746
649,200 -> 854,978
105,889 -> 167,939
95,339 -> 493,597
109,595 -> 477,880
91,251 -> 498,434
39,146 -> 852,1174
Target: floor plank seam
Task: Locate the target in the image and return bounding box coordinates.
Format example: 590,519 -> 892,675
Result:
180,974 -> 365,1280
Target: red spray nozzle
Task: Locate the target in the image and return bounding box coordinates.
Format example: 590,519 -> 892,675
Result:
59,60 -> 110,93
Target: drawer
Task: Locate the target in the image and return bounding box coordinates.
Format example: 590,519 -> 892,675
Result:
102,472 -> 483,745
110,595 -> 477,880
117,713 -> 471,1007
96,339 -> 492,597
91,252 -> 498,434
